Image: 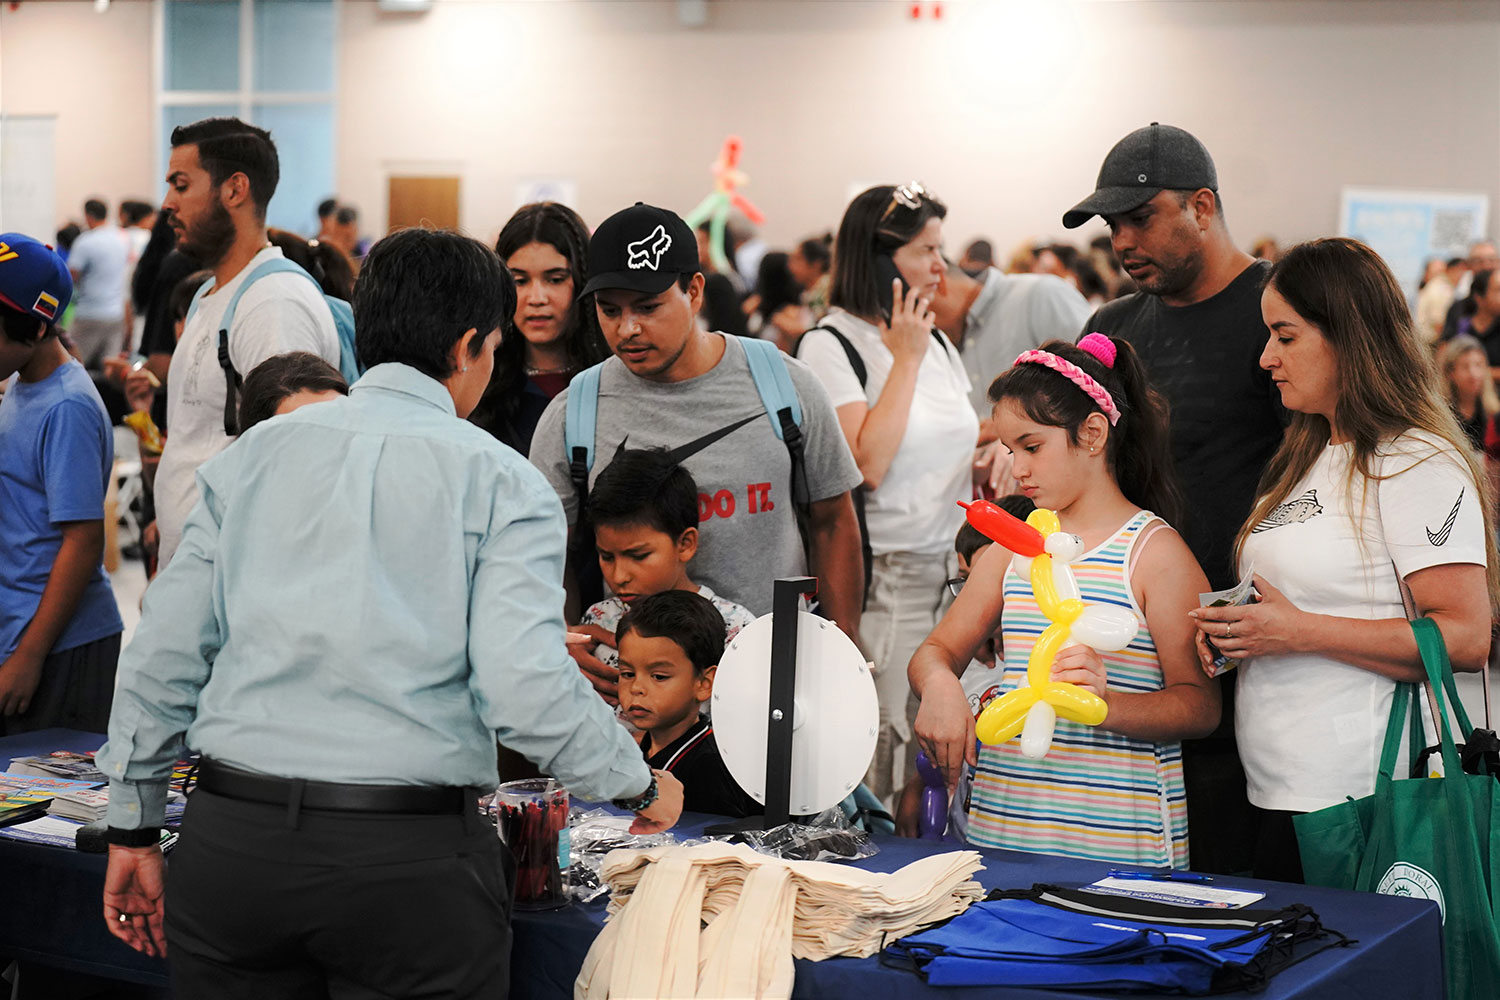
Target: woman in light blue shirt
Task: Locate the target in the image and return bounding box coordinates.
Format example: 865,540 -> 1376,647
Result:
97,228 -> 681,997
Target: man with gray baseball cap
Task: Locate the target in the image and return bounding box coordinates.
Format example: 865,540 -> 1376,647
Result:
1065,123 -> 1284,876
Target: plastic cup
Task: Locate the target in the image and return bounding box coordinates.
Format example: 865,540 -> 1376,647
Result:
494,778 -> 570,910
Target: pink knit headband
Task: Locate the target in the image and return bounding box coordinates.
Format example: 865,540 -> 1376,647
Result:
1012,333 -> 1121,425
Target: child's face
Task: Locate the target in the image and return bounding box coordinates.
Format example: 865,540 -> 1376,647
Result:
617,630 -> 715,732
595,521 -> 695,603
995,398 -> 1104,512
955,543 -> 990,582
0,337 -> 37,381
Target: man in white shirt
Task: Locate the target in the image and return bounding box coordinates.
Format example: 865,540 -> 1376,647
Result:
154,117 -> 339,570
67,198 -> 130,369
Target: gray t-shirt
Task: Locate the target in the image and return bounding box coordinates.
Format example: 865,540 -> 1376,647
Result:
530,334 -> 862,615
958,268 -> 1092,417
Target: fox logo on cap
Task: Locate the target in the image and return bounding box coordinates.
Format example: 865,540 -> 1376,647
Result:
627,225 -> 672,271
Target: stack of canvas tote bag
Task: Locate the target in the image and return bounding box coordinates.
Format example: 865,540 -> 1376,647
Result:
1295,617 -> 1500,1000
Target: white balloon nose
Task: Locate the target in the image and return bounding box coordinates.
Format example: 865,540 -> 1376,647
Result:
1020,701 -> 1057,759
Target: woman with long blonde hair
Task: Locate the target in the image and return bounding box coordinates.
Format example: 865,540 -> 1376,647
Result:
1437,333 -> 1500,452
1193,237 -> 1498,883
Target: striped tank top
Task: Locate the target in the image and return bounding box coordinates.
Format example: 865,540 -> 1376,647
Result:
966,510 -> 1189,868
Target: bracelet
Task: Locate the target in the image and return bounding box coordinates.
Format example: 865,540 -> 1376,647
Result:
612,772 -> 659,813
103,826 -> 162,848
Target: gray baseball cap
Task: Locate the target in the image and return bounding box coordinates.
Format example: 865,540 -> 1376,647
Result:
1063,123 -> 1218,229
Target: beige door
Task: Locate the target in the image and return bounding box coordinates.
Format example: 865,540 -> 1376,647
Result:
386,175 -> 460,232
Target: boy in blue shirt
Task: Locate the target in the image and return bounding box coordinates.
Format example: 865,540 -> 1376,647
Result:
0,233 -> 123,733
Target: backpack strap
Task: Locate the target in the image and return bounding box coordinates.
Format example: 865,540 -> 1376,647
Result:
739,337 -> 813,570
210,258 -> 324,437
797,324 -> 867,388
797,324 -> 951,389
739,336 -> 803,438
564,361 -> 606,490
562,361 -> 609,606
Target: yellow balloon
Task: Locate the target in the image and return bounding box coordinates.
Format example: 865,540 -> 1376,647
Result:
972,505 -> 1118,751
975,687 -> 1038,745
1027,623 -> 1071,688
1030,553 -> 1061,616
1027,508 -> 1061,535
1045,681 -> 1109,727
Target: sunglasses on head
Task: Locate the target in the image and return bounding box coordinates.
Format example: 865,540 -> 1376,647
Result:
880,182 -> 931,221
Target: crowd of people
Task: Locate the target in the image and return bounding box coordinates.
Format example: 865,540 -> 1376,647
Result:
1,114 -> 1496,993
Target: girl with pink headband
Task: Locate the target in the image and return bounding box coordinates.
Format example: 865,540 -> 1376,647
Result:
908,333 -> 1221,867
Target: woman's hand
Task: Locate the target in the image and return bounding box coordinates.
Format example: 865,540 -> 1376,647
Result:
1050,643 -> 1109,700
1189,575 -> 1306,661
972,440 -> 1014,495
912,670 -> 977,790
1193,628 -> 1218,677
880,280 -> 935,363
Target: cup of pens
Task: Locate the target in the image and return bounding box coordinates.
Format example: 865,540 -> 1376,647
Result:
494,778 -> 570,910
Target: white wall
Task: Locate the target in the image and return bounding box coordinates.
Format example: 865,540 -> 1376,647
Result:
0,0 -> 156,232
3,0 -> 1497,258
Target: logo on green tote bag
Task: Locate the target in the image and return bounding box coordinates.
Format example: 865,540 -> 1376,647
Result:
1377,862 -> 1446,922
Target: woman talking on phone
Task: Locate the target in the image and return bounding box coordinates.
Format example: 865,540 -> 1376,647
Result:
797,184 -> 980,805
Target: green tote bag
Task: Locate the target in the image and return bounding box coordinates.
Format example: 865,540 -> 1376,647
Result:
1295,617 -> 1500,1000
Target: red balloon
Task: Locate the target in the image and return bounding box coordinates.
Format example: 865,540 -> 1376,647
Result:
957,500 -> 1045,557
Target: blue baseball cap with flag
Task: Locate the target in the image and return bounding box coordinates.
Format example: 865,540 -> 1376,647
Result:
0,232 -> 72,326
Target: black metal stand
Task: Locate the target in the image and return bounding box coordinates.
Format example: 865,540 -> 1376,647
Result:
705,576 -> 818,837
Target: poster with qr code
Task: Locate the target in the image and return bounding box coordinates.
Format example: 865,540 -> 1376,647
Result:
1339,188 -> 1489,307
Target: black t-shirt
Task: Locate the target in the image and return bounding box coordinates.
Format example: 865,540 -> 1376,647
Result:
641,718 -> 762,819
1085,260 -> 1283,591
1456,406 -> 1487,453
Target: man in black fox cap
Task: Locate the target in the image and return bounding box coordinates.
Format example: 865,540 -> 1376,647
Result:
529,202 -> 865,702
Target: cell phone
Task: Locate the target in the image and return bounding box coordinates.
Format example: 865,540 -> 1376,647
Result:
875,254 -> 908,323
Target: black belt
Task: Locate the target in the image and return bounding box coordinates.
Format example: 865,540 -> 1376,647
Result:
197,758 -> 468,815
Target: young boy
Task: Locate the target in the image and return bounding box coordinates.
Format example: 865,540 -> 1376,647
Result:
237,351 -> 349,434
0,233 -> 124,733
577,448 -> 755,671
896,495 -> 1034,840
616,591 -> 760,818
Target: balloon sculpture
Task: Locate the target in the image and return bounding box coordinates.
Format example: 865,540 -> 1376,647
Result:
958,500 -> 1140,759
683,136 -> 764,276
913,750 -> 948,841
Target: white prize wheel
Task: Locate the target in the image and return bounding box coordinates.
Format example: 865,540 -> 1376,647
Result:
712,609 -> 879,816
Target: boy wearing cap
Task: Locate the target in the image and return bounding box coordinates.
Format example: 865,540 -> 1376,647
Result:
530,203 -> 864,702
1063,123 -> 1283,876
0,233 -> 124,733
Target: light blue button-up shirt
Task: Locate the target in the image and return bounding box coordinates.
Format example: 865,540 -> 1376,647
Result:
97,363 -> 650,828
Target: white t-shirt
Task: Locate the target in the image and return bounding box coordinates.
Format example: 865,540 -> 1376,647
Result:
1237,431 -> 1487,812
67,225 -> 130,322
799,310 -> 978,555
155,246 -> 340,569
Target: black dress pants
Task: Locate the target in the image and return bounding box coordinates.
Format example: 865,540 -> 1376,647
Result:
165,788 -> 512,999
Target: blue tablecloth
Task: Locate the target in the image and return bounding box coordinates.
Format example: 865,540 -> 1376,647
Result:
3,729 -> 1444,999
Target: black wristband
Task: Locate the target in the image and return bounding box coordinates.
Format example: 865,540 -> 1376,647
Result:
611,772 -> 659,813
103,826 -> 162,848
